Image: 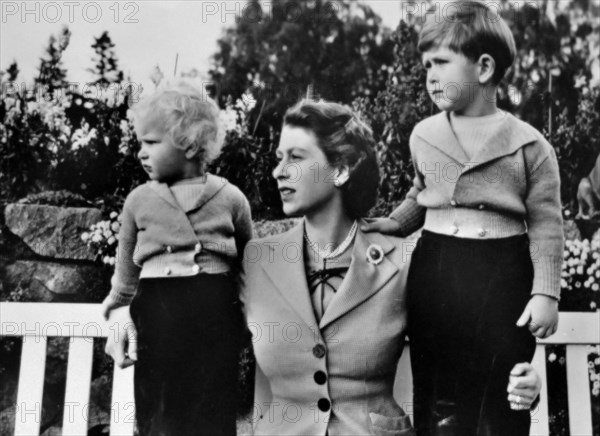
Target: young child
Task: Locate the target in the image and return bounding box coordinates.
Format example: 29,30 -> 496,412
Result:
362,2 -> 563,435
101,80 -> 253,435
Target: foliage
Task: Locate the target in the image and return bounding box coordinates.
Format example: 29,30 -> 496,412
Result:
353,20 -> 431,216
208,0 -> 396,133
81,211 -> 121,266
35,26 -> 71,96
17,190 -> 93,207
559,232 -> 600,311
88,31 -> 124,86
553,86 -> 600,213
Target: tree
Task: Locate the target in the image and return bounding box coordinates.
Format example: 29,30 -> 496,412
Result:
36,26 -> 71,95
88,31 -> 124,86
6,61 -> 19,81
208,0 -> 396,130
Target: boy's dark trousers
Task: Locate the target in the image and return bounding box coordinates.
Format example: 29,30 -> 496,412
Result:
130,274 -> 244,436
407,231 -> 536,436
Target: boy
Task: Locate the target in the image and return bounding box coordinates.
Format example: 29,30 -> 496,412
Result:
363,2 -> 563,435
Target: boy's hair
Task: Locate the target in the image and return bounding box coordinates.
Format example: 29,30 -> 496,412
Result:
418,1 -> 516,84
283,99 -> 380,219
132,79 -> 225,165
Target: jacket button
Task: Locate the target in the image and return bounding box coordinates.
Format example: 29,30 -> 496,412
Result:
317,398 -> 331,412
451,225 -> 459,235
478,228 -> 487,237
312,344 -> 326,358
165,245 -> 172,253
192,264 -> 200,273
195,242 -> 202,253
450,200 -> 457,207
164,267 -> 171,275
314,371 -> 327,385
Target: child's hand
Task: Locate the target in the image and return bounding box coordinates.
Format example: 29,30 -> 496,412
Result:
516,295 -> 559,338
104,305 -> 138,369
101,297 -> 128,320
360,217 -> 402,235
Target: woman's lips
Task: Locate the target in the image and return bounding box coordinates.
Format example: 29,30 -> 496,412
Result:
279,187 -> 295,199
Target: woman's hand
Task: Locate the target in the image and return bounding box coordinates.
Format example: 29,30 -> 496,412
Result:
507,362 -> 542,411
104,305 -> 138,369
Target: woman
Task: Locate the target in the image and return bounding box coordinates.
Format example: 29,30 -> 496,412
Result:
240,100 -> 540,435
105,100 -> 541,436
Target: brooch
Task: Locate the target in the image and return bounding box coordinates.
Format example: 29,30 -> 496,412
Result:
366,244 -> 384,265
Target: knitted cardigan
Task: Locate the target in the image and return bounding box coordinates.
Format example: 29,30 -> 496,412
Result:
106,174 -> 253,305
390,111 -> 564,299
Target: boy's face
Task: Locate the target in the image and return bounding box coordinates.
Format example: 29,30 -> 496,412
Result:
422,45 -> 482,115
137,125 -> 188,183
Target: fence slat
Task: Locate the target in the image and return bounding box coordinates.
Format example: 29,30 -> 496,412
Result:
566,345 -> 593,436
14,336 -> 47,436
110,365 -> 136,436
62,338 -> 94,436
530,345 -> 550,436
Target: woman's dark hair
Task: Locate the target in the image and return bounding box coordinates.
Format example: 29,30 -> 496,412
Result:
283,99 -> 380,219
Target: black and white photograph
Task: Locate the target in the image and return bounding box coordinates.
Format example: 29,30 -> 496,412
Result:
1,1 -> 599,435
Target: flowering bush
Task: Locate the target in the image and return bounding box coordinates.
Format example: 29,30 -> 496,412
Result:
81,211 -> 121,265
560,232 -> 600,311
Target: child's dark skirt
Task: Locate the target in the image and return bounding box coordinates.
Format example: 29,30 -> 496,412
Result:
407,231 -> 536,436
129,274 -> 244,436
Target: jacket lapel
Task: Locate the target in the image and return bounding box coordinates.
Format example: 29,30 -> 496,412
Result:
147,181 -> 180,210
466,113 -> 538,172
319,227 -> 399,330
414,112 -> 469,165
185,174 -> 228,213
260,224 -> 320,331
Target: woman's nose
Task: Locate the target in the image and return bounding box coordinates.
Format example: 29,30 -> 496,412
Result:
272,160 -> 286,180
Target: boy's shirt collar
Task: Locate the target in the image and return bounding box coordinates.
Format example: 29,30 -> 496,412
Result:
413,111 -> 539,172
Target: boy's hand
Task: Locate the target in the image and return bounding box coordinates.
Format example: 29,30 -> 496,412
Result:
360,217 -> 402,235
516,295 -> 559,338
104,305 -> 138,369
101,297 -> 128,320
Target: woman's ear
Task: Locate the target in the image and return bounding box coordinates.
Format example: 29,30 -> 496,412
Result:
334,165 -> 350,187
478,54 -> 496,85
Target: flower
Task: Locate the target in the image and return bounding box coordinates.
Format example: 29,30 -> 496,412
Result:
366,244 -> 384,265
548,353 -> 557,362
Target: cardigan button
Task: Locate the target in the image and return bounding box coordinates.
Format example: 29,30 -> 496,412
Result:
165,245 -> 172,253
451,225 -> 459,235
478,228 -> 487,237
450,200 -> 457,207
312,344 -> 326,358
164,267 -> 172,275
314,371 -> 327,385
195,242 -> 203,253
478,204 -> 485,210
192,264 -> 200,274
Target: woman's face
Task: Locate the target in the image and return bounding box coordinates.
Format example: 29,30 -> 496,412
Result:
273,126 -> 341,217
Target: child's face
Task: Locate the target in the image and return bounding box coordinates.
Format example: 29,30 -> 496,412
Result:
137,126 -> 188,183
422,45 -> 482,115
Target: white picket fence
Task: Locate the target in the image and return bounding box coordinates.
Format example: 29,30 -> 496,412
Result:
1,302 -> 598,436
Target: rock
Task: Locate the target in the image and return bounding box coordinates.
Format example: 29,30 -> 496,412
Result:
3,261 -> 110,303
4,204 -> 102,261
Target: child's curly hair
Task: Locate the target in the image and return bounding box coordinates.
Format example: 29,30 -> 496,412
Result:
132,79 -> 225,165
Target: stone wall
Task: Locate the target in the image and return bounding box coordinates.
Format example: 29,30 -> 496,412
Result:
1,203 -> 111,303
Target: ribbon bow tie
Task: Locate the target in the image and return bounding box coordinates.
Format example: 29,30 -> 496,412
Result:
307,266 -> 348,295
